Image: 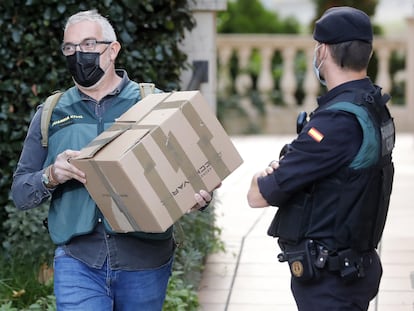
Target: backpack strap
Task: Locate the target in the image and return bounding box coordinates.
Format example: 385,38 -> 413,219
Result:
138,83 -> 155,99
41,91 -> 63,147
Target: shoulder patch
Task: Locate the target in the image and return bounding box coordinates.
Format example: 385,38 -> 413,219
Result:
308,127 -> 324,142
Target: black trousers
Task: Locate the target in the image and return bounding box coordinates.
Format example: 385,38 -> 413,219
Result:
291,250 -> 382,311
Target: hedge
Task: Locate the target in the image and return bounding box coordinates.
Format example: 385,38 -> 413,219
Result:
0,0 -> 195,250
0,1 -> 223,309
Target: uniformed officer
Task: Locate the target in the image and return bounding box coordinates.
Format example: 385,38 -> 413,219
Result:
247,6 -> 395,311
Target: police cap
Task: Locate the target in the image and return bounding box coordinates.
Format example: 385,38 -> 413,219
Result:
313,6 -> 373,44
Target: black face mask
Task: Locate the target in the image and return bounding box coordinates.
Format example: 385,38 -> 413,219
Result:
66,51 -> 105,87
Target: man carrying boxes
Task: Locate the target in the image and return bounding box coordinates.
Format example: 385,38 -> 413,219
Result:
11,9 -> 242,311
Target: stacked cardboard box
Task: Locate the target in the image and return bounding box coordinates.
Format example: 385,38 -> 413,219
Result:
73,91 -> 243,233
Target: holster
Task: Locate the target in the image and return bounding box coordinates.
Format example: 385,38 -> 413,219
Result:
278,239 -> 319,283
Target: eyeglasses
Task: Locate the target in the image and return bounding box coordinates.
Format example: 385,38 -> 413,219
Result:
61,38 -> 112,56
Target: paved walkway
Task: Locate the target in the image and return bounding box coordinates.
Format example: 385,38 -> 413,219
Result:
198,133 -> 414,311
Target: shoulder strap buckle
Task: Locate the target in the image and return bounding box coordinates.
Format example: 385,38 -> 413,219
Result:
138,83 -> 155,99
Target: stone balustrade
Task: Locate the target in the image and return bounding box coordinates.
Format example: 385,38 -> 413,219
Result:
216,19 -> 414,134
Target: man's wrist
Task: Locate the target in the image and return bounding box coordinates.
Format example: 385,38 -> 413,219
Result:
41,165 -> 59,188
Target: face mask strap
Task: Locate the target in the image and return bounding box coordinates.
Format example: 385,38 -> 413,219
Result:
315,44 -> 326,69
313,44 -> 327,86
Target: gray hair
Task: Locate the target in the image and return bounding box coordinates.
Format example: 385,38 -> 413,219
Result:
65,10 -> 117,41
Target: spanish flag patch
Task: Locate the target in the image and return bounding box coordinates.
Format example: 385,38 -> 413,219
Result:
308,127 -> 324,142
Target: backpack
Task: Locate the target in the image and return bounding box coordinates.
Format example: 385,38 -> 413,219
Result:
40,83 -> 155,147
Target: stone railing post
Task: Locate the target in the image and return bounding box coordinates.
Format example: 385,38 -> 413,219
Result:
375,47 -> 392,94
235,47 -> 253,94
257,46 -> 274,93
280,47 -> 297,107
179,0 -> 227,114
217,46 -> 233,95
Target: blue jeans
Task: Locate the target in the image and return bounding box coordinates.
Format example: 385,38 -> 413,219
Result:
53,247 -> 173,311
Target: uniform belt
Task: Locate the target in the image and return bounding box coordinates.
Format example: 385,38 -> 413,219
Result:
326,249 -> 374,272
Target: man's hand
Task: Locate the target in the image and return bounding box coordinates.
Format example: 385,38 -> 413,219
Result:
264,160 -> 280,175
247,160 -> 280,208
194,190 -> 213,211
51,150 -> 86,185
188,183 -> 222,213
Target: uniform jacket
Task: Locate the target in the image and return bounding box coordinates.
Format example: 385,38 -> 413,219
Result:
261,79 -> 395,252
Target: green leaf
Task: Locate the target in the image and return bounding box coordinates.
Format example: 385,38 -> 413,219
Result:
11,29 -> 22,43
57,4 -> 66,14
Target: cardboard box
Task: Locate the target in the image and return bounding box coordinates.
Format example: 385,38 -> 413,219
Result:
72,91 -> 243,233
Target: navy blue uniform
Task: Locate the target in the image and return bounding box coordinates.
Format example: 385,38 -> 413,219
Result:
258,81 -> 365,206
258,78 -> 389,311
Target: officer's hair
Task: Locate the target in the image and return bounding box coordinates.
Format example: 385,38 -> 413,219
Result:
64,10 -> 117,42
328,41 -> 372,71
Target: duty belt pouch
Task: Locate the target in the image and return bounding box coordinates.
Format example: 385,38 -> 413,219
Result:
336,249 -> 365,283
279,240 -> 318,282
